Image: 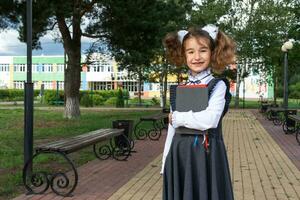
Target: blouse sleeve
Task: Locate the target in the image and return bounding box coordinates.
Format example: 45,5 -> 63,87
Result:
171,80 -> 226,130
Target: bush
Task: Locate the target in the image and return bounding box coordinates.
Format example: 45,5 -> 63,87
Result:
0,89 -> 40,101
93,94 -> 105,106
44,90 -> 64,104
289,82 -> 300,99
80,94 -> 93,107
116,89 -> 124,108
151,97 -> 160,105
104,97 -> 117,106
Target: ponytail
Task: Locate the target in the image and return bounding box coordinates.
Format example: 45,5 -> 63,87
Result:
211,31 -> 236,73
163,32 -> 185,66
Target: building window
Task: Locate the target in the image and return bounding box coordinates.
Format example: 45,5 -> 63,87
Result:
91,81 -> 114,90
14,64 -> 26,72
42,81 -> 52,89
122,81 -> 143,92
0,64 -> 9,72
57,64 -> 64,72
14,81 -> 24,89
57,81 -> 64,90
44,64 -> 53,72
32,64 -> 38,72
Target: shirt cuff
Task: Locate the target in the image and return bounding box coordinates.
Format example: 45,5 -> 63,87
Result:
172,111 -> 190,128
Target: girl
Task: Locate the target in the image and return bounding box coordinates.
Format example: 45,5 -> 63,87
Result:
161,25 -> 236,200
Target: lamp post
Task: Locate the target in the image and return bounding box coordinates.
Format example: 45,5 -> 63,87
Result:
281,40 -> 293,110
18,0 -> 34,172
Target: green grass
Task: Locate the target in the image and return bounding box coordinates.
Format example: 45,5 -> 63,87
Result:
0,108 -> 159,199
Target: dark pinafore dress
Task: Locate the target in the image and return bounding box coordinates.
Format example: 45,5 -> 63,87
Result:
163,77 -> 234,200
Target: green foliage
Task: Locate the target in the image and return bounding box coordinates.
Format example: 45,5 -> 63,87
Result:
289,82 -> 300,99
92,94 -> 105,106
116,89 -> 124,108
80,93 -> 93,107
0,89 -> 40,101
44,90 -> 64,104
123,89 -> 129,100
151,97 -> 160,105
104,97 -> 117,106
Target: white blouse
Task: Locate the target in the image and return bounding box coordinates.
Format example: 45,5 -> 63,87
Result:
160,69 -> 227,174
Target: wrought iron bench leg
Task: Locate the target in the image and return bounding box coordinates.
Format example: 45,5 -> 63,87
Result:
148,120 -> 161,140
23,150 -> 78,197
134,120 -> 147,140
93,142 -> 112,160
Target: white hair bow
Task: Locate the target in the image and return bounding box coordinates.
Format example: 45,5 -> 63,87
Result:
202,24 -> 219,40
177,30 -> 188,44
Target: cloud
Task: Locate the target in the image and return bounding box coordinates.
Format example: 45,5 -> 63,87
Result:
0,29 -> 96,56
0,29 -> 26,56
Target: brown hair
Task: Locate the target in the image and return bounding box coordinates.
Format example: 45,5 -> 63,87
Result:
163,27 -> 236,74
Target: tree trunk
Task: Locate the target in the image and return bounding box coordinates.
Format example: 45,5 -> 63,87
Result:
64,51 -> 81,119
159,75 -> 164,108
234,63 -> 241,108
56,1 -> 82,119
163,68 -> 168,109
234,61 -> 245,108
273,65 -> 277,104
138,68 -> 142,105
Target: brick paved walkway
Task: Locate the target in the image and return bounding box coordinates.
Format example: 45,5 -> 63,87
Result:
252,110 -> 300,170
14,110 -> 300,200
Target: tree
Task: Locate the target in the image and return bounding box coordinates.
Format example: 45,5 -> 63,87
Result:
88,0 -> 193,106
13,0 -> 107,119
0,0 -> 18,30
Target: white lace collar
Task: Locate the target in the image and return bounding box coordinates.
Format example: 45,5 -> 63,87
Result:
187,68 -> 212,83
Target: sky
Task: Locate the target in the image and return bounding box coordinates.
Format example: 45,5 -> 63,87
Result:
0,29 -> 95,56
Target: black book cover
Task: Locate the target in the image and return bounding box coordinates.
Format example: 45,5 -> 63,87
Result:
170,84 -> 208,134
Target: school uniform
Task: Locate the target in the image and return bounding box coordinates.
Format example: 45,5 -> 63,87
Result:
161,69 -> 234,200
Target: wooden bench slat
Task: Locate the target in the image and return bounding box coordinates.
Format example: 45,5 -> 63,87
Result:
289,115 -> 300,122
36,129 -> 124,154
36,129 -> 112,150
58,130 -> 123,153
42,129 -> 114,149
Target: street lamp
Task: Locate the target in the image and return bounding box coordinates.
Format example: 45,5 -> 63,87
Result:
281,40 -> 293,110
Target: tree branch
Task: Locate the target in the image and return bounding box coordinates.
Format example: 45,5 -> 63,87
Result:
55,12 -> 72,51
80,0 -> 98,17
44,22 -> 58,32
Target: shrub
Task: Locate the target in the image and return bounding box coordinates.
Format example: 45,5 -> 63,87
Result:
116,89 -> 124,108
80,93 -> 93,107
44,90 -> 64,104
151,97 -> 160,105
93,94 -> 105,106
104,97 -> 117,106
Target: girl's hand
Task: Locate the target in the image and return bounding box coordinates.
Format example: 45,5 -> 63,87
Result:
169,113 -> 172,125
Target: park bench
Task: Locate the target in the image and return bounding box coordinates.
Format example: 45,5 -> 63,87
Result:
259,101 -> 270,113
287,115 -> 300,144
23,128 -> 131,197
266,107 -> 296,126
134,112 -> 168,140
50,100 -> 64,106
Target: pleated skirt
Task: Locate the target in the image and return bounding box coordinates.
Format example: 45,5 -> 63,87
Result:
163,132 -> 234,200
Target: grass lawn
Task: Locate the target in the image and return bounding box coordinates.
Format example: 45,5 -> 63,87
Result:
0,108 -> 159,200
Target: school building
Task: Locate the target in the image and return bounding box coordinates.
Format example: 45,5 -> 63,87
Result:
0,54 -> 273,100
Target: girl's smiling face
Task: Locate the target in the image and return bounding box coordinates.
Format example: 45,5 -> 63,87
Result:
184,36 -> 212,76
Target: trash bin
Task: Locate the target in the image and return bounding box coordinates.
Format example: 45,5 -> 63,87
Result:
112,120 -> 134,149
